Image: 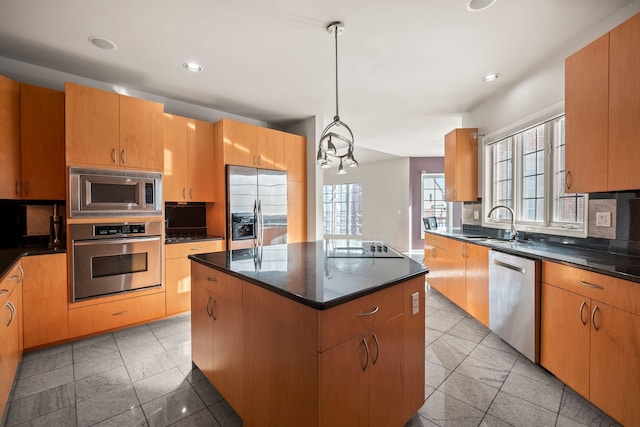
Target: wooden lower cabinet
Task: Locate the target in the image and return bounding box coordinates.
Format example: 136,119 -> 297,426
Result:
464,243 -> 489,327
165,240 -> 225,315
68,292 -> 165,337
190,262 -> 244,413
540,261 -> 640,426
320,315 -> 405,427
21,253 -> 69,349
447,240 -> 466,310
0,262 -> 23,417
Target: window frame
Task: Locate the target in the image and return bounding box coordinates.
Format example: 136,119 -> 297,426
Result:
482,113 -> 588,238
322,182 -> 363,238
420,173 -> 451,233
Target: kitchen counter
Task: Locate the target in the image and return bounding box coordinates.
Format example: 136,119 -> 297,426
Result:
189,240 -> 428,309
428,230 -> 640,284
165,235 -> 224,244
0,245 -> 66,280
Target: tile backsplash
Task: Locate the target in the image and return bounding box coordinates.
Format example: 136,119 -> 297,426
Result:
26,205 -> 52,236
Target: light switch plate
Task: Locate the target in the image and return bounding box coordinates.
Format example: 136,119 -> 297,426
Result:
411,292 -> 419,315
595,211 -> 612,227
473,210 -> 480,220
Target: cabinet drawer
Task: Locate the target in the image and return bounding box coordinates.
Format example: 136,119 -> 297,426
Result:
191,261 -> 242,299
1,262 -> 22,295
542,261 -> 640,315
424,232 -> 446,247
68,292 -> 165,337
165,240 -> 224,259
319,285 -> 404,352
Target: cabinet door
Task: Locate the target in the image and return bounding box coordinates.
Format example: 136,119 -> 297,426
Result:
287,180 -> 306,243
447,241 -> 467,310
444,130 -> 456,201
211,274 -> 243,412
257,127 -> 284,170
221,119 -> 257,167
369,315 -> 405,427
0,75 -> 20,199
20,84 -> 65,200
590,301 -> 640,426
444,128 -> 478,201
165,257 -> 191,315
320,332 -> 369,427
284,133 -> 306,182
427,245 -> 448,296
565,34 -> 609,193
0,285 -> 21,417
21,253 -> 69,349
190,281 -> 213,380
65,83 -> 119,167
608,13 -> 640,191
119,96 -> 163,170
187,119 -> 215,201
539,283 -> 590,398
465,243 -> 489,327
162,113 -> 189,201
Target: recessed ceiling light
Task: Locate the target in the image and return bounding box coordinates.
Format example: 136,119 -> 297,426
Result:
483,73 -> 500,82
183,62 -> 203,73
88,36 -> 117,51
467,0 -> 497,12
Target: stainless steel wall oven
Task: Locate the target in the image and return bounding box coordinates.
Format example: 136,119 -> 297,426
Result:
71,221 -> 162,301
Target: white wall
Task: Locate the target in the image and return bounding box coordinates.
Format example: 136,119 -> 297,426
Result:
324,157 -> 411,252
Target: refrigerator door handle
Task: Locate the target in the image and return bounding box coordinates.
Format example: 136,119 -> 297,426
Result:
253,199 -> 259,248
258,200 -> 264,247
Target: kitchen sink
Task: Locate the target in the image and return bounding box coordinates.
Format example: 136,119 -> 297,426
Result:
464,236 -> 531,244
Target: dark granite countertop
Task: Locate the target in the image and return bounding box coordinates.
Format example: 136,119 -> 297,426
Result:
426,230 -> 640,284
0,246 -> 67,281
189,241 -> 428,310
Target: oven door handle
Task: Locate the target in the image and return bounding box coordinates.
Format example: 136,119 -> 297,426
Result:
73,236 -> 161,246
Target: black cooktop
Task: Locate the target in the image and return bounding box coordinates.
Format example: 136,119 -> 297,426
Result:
325,239 -> 404,258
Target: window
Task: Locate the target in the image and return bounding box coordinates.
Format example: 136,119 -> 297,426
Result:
323,183 -> 362,236
484,115 -> 586,236
421,173 -> 449,231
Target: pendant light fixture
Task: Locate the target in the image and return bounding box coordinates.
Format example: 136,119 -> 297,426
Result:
317,21 -> 358,173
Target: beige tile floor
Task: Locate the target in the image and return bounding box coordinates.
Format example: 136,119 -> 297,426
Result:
1,287 -> 620,426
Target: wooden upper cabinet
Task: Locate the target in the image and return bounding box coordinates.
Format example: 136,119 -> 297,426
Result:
220,118 -> 257,167
565,33 -> 609,194
256,127 -> 285,170
20,84 -> 65,200
65,82 -> 163,171
0,75 -> 21,199
187,119 -> 215,201
444,128 -> 478,202
65,82 -> 119,167
284,133 -> 306,182
119,95 -> 163,170
163,115 -> 215,202
162,113 -> 189,201
565,12 -> 640,192
608,12 -> 640,191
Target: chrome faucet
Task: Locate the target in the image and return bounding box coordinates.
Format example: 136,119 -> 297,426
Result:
487,205 -> 518,240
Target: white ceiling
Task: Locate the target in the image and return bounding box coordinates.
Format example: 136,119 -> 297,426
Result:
0,0 -> 634,158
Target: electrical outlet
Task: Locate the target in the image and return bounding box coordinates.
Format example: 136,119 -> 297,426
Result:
473,210 -> 480,220
411,292 -> 419,315
595,211 -> 612,227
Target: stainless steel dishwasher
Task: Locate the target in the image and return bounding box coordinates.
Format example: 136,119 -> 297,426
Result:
489,250 -> 541,363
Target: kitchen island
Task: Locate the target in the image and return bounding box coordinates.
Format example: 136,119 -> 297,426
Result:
189,240 -> 428,426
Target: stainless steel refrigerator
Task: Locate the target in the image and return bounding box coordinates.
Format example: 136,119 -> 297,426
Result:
227,165 -> 288,250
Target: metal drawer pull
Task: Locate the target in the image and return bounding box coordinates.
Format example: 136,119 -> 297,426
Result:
591,305 -> 600,331
182,188 -> 187,200
18,265 -> 24,282
207,278 -> 218,283
7,275 -> 19,282
371,333 -> 380,364
579,281 -> 603,290
578,301 -> 587,325
112,148 -> 117,164
121,149 -> 126,164
190,248 -> 203,251
358,306 -> 379,316
5,301 -> 16,327
0,289 -> 8,296
493,259 -> 526,274
211,299 -> 217,321
361,337 -> 370,372
206,296 -> 212,318
112,310 -> 130,316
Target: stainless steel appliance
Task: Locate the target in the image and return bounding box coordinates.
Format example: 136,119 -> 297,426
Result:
165,202 -> 207,240
489,250 -> 541,363
69,167 -> 162,217
227,165 -> 287,250
71,221 -> 162,301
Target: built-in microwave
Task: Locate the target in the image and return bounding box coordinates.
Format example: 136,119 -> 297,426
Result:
69,167 -> 162,217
